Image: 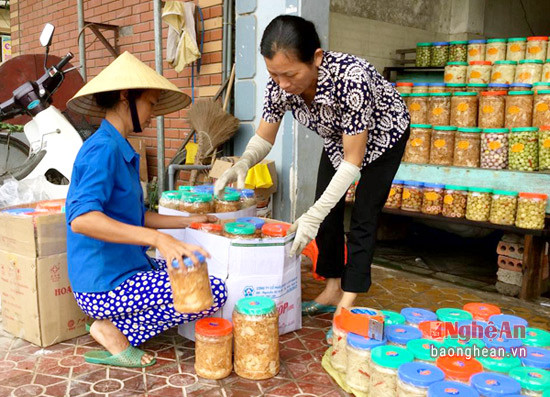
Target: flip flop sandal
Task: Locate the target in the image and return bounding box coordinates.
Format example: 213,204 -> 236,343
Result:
326,329 -> 333,345
301,300 -> 337,316
84,345 -> 156,368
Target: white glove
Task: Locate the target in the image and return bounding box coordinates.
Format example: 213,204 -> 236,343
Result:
289,160 -> 361,256
214,134 -> 273,197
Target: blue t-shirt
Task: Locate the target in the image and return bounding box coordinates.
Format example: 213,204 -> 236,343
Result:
66,119 -> 153,293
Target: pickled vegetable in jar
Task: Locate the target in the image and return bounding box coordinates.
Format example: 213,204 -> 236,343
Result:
409,93 -> 430,124
416,42 -> 432,67
449,41 -> 468,63
467,39 -> 486,62
190,222 -> 223,235
445,83 -> 467,93
223,222 -> 256,239
509,127 -> 539,171
489,190 -> 519,226
470,372 -> 522,396
236,217 -> 265,237
182,192 -> 214,214
492,60 -> 517,84
194,318 -> 233,380
516,192 -> 547,230
450,92 -> 478,127
401,93 -> 410,107
421,183 -> 445,215
240,189 -> 257,209
526,36 -> 549,61
345,332 -> 386,393
444,62 -> 468,84
370,345 -> 414,397
428,93 -> 451,126
435,355 -> 483,383
442,185 -> 468,218
486,38 -> 507,63
386,324 -> 423,347
331,314 -> 349,372
159,190 -> 182,210
466,83 -> 488,94
543,60 -> 550,83
466,187 -> 493,222
402,181 -> 424,212
488,82 -> 511,92
169,252 -> 214,313
413,82 -> 431,94
533,82 -> 550,94
478,91 -> 507,128
214,191 -> 241,213
404,124 -> 432,164
401,308 -> 438,328
507,37 -> 527,62
261,222 -> 291,238
453,127 -> 481,168
431,42 -> 450,67
509,366 -> 550,396
510,82 -> 534,91
396,82 -> 414,94
429,83 -> 447,93
397,362 -> 445,397
539,125 -> 550,170
429,126 -> 456,166
534,90 -> 550,127
516,60 -> 544,84
233,296 -> 279,380
506,90 -> 534,128
385,180 -> 404,209
467,61 -> 492,84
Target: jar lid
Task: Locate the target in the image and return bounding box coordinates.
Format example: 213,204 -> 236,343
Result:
436,308 -> 473,322
195,317 -> 233,336
414,82 -> 432,86
224,222 -> 256,235
432,126 -> 458,131
424,183 -> 445,189
407,338 -> 444,361
433,41 -> 449,46
410,93 -> 430,97
521,347 -> 550,369
508,37 -> 527,42
450,40 -> 468,45
481,90 -> 507,96
429,83 -> 447,86
444,185 -> 469,191
430,92 -> 452,96
487,38 -> 507,43
455,320 -> 490,339
189,222 -> 223,232
172,251 -> 206,269
411,124 -> 433,128
235,217 -> 264,230
509,367 -> 550,391
417,42 -> 433,47
469,61 -> 492,65
478,354 -> 522,373
488,83 -> 511,89
493,190 -> 519,196
519,59 -> 544,64
385,324 -> 423,345
457,127 -> 482,133
401,93 -> 410,97
346,332 -> 386,350
527,36 -> 549,41
445,83 -> 467,87
428,380 -> 480,396
401,308 -> 438,324
519,192 -> 548,200
494,60 -> 517,65
447,61 -> 468,66
371,345 -> 414,369
178,185 -> 194,192
392,180 -> 405,185
216,192 -> 240,202
510,82 -> 533,88
508,90 -> 534,95
443,336 -> 485,350
470,373 -> 522,395
537,90 -> 550,95
381,310 -> 406,325
161,190 -> 181,200
398,362 -> 445,387
468,39 -> 487,44
403,180 -> 424,187
489,314 -> 529,329
235,296 -> 276,316
523,328 -> 550,348
419,321 -> 458,340
467,83 -> 489,87
193,184 -> 215,193
183,193 -> 213,203
261,222 -> 291,237
511,127 -> 539,132
397,82 -> 414,86
435,355 -> 483,382
482,128 -> 509,133
469,186 -> 492,193
541,125 -> 550,130
453,92 -> 477,96
2,207 -> 35,214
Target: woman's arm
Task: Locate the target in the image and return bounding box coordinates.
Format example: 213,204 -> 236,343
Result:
343,130 -> 368,167
144,212 -> 218,229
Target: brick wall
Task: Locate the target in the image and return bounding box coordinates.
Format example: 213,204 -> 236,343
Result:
10,0 -> 224,182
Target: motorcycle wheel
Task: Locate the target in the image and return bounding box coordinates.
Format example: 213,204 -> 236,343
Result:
0,134 -> 30,174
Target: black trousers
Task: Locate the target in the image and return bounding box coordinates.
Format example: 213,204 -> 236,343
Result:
314,127 -> 410,293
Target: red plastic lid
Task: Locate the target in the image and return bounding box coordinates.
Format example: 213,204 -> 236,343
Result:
333,314 -> 346,332
540,125 -> 550,131
419,321 -> 458,340
527,36 -> 549,41
463,303 -> 501,321
195,317 -> 232,336
436,355 -> 483,382
190,222 -> 223,232
262,222 -> 291,237
481,91 -> 507,96
519,192 -> 548,200
397,82 -> 414,86
469,61 -> 492,65
35,199 -> 66,213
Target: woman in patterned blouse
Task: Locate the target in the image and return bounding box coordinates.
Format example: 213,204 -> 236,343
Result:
215,15 -> 410,323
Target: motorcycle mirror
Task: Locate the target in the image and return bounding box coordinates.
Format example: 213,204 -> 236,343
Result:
39,23 -> 55,47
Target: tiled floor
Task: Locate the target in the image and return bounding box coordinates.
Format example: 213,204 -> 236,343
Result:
0,262 -> 549,397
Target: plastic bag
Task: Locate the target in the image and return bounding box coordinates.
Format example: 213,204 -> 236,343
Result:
0,176 -> 52,209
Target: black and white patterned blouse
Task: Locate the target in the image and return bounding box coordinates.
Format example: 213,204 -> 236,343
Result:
262,51 -> 410,169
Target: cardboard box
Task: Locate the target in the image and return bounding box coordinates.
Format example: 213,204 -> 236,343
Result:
127,137 -> 148,182
209,157 -> 278,196
0,250 -> 87,347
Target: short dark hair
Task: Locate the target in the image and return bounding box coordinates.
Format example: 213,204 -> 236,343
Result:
94,89 -> 145,110
260,15 -> 321,63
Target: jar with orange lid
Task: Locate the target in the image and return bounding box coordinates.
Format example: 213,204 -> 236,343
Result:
169,252 -> 214,313
428,93 -> 451,126
467,83 -> 488,94
450,92 -> 478,127
236,217 -> 265,237
404,124 -> 431,164
526,36 -> 549,61
331,314 -> 349,372
435,355 -> 483,384
486,38 -> 507,63
539,125 -> 550,170
481,128 -> 509,169
408,93 -> 429,124
194,318 -> 233,380
516,192 -> 548,230
442,185 -> 468,218
478,91 -> 507,128
505,90 -> 534,128
509,127 -> 539,171
467,39 -> 486,62
467,61 -> 492,84
492,60 -> 517,84
534,90 -> 550,127
385,180 -> 404,209
444,62 -> 468,84
261,222 -> 291,238
190,222 -> 223,235
516,60 -> 544,84
396,82 -> 414,94
429,126 -> 456,165
463,302 -> 502,322
507,38 -> 527,62
421,183 -> 444,215
543,61 -> 550,83
453,127 -> 481,167
35,199 -> 66,213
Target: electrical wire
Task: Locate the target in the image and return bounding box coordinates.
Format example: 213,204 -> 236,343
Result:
518,0 -> 535,35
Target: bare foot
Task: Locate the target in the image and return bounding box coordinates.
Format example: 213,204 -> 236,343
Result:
313,278 -> 343,306
90,320 -> 154,366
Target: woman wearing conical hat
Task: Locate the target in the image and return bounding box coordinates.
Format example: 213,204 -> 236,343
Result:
66,52 -> 226,368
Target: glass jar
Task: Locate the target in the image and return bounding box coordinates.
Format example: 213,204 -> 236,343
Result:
416,42 -> 433,67
445,83 -> 467,93
401,308 -> 438,328
240,189 -> 257,209
431,42 -> 450,67
413,82 -> 431,94
509,127 -> 539,171
345,332 -> 386,393
468,61 -> 492,84
421,183 -> 445,215
449,41 -> 468,63
159,191 -> 181,210
481,128 -> 509,169
194,318 -> 233,380
233,297 -> 279,380
468,39 -> 486,62
429,126 -> 456,165
506,90 -> 534,129
543,61 -> 550,83
509,366 -> 550,396
516,60 -> 544,84
478,91 -> 507,128
215,192 -> 241,213
467,83 -> 489,94
223,222 -> 256,239
385,180 -> 404,209
370,346 -> 414,396
407,338 -> 444,362
428,93 -> 452,126
539,126 -> 550,170
466,187 -> 493,222
404,124 -> 432,164
442,185 -> 468,218
445,62 -> 468,84
190,222 -> 223,235
534,90 -> 550,127
401,93 -> 411,107
526,36 -> 549,61
169,252 -> 214,313
409,93 -> 430,124
522,327 -> 550,350
397,362 -> 445,397
381,310 -> 406,325
450,92 -> 478,127
429,83 -> 447,93
492,60 -> 517,84
436,308 -> 473,323
331,314 -> 348,372
261,222 -> 290,238
533,82 -> 550,94
489,82 -> 511,92
402,181 -> 424,212
489,190 -> 519,226
435,355 -> 483,384
507,37 -> 528,62
486,38 -> 508,63
182,193 -> 214,214
462,302 -> 501,322
522,346 -> 550,370
236,217 -> 265,237
453,127 -> 481,167
471,373 -> 522,396
397,82 -> 414,94
516,192 -> 547,230
478,354 -> 522,374
386,324 -> 423,347
510,82 -> 534,91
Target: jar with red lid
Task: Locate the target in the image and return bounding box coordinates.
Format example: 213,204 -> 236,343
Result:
436,355 -> 483,384
396,82 -> 414,94
190,222 -> 223,235
467,61 -> 492,84
526,36 -> 548,61
195,318 -> 233,379
516,192 -> 548,230
261,222 -> 291,238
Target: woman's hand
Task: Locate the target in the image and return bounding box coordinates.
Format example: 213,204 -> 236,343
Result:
186,214 -> 219,224
153,232 -> 210,271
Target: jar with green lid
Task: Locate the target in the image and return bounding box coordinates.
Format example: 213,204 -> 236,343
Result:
479,91 -> 507,128
450,92 -> 478,127
430,126 -> 456,165
533,82 -> 550,94
509,366 -> 550,396
516,193 -> 547,230
522,328 -> 550,350
233,296 -> 279,380
516,60 -> 544,84
468,39 -> 486,62
436,308 -> 473,322
466,187 -> 493,221
506,90 -> 534,128
467,83 -> 489,94
526,36 -> 549,61
481,128 -> 509,169
182,193 -> 214,214
416,42 -> 432,67
507,37 -> 527,61
412,82 -> 430,94
445,83 -> 467,93
492,60 -> 517,84
454,127 -> 481,167
223,222 -> 256,239
449,40 -> 468,62
429,83 -> 447,93
442,185 -> 468,218
486,38 -> 507,63
509,127 -> 539,171
370,346 -> 414,396
215,191 -> 241,213
407,338 -> 443,364
345,333 -> 386,393
408,93 -> 430,124
489,190 -> 519,225
428,93 -> 451,126
445,62 -> 468,84
159,190 -> 182,210
431,42 -> 449,67
468,61 -> 492,84
534,90 -> 550,127
381,310 -> 406,325
404,124 -> 432,164
478,354 -> 522,374
539,126 -> 550,170
169,252 -> 213,313
543,61 -> 550,83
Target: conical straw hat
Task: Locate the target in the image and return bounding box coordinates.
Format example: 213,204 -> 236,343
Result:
67,51 -> 191,117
